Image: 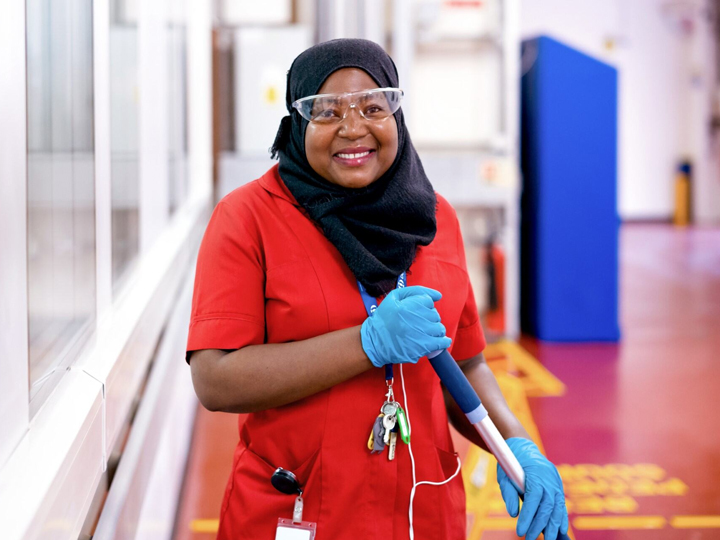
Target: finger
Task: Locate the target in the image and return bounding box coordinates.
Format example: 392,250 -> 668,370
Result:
401,294 -> 435,311
497,464 -> 520,517
434,336 -> 452,351
516,484 -> 543,538
394,285 -> 442,302
414,318 -> 446,337
524,489 -> 554,540
542,493 -> 564,540
560,505 -> 569,535
407,301 -> 442,322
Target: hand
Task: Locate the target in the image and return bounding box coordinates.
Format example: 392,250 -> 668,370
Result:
360,285 -> 452,368
498,438 -> 570,540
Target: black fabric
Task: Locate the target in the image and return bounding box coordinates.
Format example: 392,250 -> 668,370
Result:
270,38 -> 437,297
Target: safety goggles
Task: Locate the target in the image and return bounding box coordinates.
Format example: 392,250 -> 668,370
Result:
291,87 -> 404,124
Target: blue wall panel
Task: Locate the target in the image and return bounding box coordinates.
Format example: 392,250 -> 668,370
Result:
520,36 -> 620,341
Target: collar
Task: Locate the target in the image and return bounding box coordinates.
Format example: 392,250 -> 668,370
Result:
259,163 -> 301,207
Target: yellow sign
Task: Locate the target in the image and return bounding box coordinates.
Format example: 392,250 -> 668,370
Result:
264,85 -> 279,105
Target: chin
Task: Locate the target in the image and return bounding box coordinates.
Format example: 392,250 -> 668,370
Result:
332,171 -> 378,189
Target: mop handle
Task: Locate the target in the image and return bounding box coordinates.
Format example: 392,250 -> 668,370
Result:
427,349 -> 526,493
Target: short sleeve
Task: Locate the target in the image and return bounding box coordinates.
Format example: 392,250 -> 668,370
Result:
186,200 -> 266,362
449,210 -> 487,361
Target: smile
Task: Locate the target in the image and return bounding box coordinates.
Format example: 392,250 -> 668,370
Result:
333,149 -> 376,167
337,151 -> 370,159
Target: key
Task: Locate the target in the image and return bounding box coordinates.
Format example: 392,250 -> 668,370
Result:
388,431 -> 398,461
396,405 -> 410,444
371,415 -> 386,453
383,414 -> 396,445
381,401 -> 398,417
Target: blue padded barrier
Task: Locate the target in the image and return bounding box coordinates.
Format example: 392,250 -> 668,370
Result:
520,36 -> 621,342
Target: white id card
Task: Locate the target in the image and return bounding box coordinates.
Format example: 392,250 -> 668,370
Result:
275,518 -> 317,540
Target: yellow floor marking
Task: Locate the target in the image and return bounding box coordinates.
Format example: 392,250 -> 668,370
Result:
671,516 -> 720,528
573,516 -> 667,530
190,519 -> 219,533
485,340 -> 566,397
473,517 -> 517,530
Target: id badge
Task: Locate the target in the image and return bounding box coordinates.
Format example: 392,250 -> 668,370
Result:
275,518 -> 316,540
275,495 -> 316,540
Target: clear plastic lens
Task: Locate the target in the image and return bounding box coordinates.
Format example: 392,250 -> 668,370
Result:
294,89 -> 403,124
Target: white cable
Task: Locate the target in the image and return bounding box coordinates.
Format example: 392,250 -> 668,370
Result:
399,364 -> 463,540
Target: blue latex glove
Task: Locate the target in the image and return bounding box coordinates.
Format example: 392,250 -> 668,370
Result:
498,438 -> 570,540
360,285 -> 452,368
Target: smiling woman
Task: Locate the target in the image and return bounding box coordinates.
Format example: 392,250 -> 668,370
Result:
186,38 -> 567,540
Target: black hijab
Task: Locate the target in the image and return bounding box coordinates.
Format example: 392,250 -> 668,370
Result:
270,38 -> 437,297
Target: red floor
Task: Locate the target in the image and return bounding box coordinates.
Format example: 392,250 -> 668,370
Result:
174,224 -> 720,539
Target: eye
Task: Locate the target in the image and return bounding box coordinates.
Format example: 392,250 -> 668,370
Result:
316,109 -> 339,119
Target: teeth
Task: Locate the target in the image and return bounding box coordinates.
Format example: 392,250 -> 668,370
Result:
337,151 -> 371,159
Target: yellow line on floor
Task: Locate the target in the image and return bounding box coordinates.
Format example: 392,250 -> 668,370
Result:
190,519 -> 219,533
488,340 -> 566,397
671,516 -> 720,528
473,518 -> 517,530
573,516 -> 666,530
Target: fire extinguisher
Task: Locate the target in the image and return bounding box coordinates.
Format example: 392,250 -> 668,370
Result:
485,236 -> 505,334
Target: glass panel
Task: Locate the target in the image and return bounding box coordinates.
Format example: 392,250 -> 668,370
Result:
168,7 -> 189,214
26,0 -> 96,404
110,0 -> 140,285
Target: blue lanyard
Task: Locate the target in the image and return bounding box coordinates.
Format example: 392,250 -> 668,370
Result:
357,272 -> 406,380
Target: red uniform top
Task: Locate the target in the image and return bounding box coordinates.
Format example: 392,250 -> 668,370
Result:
187,164 -> 486,539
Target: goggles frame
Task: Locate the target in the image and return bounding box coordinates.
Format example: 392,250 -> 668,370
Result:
291,87 -> 404,124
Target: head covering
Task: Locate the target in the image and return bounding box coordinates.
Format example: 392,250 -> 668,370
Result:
270,38 -> 437,297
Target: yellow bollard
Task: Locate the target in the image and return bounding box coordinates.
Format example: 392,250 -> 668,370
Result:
673,161 -> 691,227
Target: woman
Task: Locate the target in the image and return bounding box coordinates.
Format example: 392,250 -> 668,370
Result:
187,38 -> 569,540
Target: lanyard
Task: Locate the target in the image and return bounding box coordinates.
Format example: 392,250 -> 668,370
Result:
357,272 -> 406,381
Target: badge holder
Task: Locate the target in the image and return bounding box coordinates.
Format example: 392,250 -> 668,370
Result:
272,467 -> 317,540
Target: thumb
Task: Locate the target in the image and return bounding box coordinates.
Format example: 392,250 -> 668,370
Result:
394,285 -> 442,302
497,464 -> 520,518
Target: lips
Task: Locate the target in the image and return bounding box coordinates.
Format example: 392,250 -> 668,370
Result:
333,148 -> 377,167
333,146 -> 376,158
333,146 -> 376,167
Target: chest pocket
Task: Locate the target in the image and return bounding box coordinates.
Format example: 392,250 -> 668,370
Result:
265,259 -> 330,344
435,258 -> 470,334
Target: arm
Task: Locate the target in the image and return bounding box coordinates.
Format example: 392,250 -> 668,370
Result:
189,325 -> 373,414
190,285 -> 450,414
443,352 -> 531,451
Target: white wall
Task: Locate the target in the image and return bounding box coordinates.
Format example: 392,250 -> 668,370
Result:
520,0 -> 720,223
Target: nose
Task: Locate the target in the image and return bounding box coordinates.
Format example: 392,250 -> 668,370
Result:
338,104 -> 368,137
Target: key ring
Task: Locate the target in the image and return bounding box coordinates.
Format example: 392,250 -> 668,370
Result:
385,384 -> 395,403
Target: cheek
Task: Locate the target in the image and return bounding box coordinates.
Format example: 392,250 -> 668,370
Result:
305,127 -> 332,168
377,123 -> 399,161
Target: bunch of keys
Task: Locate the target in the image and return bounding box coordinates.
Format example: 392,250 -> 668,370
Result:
367,384 -> 410,460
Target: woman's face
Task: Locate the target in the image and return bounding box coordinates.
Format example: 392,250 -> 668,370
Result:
304,68 -> 399,189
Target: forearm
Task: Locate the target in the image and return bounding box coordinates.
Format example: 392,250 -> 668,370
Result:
190,325 -> 373,413
444,353 -> 531,451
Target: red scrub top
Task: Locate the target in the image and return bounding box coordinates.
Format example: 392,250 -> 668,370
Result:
187,163 -> 486,540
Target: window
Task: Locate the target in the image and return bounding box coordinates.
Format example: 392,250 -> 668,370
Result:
26,0 -> 96,411
167,4 -> 189,214
110,0 -> 140,286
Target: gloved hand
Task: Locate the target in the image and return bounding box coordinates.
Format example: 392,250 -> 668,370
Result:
360,285 -> 451,368
498,438 -> 570,540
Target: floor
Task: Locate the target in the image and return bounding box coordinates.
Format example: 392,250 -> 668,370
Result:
173,224 -> 720,539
